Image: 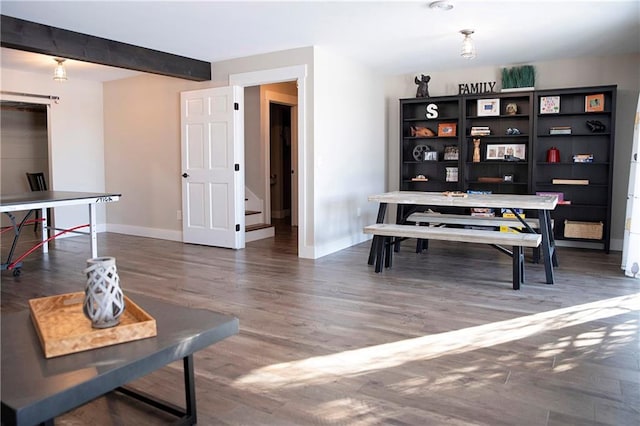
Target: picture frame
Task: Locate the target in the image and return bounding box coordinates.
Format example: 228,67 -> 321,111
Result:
424,150 -> 438,161
585,94 -> 604,112
477,99 -> 500,116
437,122 -> 457,137
540,96 -> 560,114
443,145 -> 459,161
485,143 -> 526,160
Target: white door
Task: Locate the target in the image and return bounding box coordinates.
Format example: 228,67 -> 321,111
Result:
181,86 -> 245,249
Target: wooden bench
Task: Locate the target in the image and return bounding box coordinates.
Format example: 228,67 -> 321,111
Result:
406,212 -> 543,230
406,211 -> 549,262
364,223 -> 542,290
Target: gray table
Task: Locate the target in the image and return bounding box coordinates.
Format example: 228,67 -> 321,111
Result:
1,294 -> 239,426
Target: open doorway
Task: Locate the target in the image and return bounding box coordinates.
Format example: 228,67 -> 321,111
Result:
0,101 -> 51,230
243,81 -> 298,250
269,102 -> 292,225
231,65 -> 310,258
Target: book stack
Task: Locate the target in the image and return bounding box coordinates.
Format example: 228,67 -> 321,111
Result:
445,167 -> 458,182
549,126 -> 572,135
573,154 -> 594,163
467,190 -> 495,218
470,126 -> 491,136
536,191 -> 571,205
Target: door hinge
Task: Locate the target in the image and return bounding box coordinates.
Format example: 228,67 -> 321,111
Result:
235,224 -> 240,232
234,102 -> 239,110
235,163 -> 240,171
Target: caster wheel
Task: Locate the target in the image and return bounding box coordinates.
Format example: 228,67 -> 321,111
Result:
12,268 -> 21,277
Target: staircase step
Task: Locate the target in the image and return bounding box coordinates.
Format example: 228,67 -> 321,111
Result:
246,223 -> 274,232
245,210 -> 261,216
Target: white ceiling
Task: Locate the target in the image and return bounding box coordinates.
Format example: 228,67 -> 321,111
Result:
1,1 -> 639,82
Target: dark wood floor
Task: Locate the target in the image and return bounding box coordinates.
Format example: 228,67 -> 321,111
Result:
1,225 -> 639,425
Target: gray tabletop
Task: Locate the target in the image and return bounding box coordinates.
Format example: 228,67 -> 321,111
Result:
1,293 -> 239,425
0,191 -> 122,212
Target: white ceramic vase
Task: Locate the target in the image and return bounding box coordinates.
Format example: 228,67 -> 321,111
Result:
83,257 -> 125,328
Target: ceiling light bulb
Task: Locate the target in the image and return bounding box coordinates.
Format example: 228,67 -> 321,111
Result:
53,58 -> 67,81
460,29 -> 476,59
429,1 -> 454,10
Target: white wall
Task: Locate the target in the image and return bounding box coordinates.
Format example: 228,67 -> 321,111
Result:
244,86 -> 261,200
312,47 -> 385,257
385,53 -> 640,249
103,74 -> 207,240
0,67 -> 108,232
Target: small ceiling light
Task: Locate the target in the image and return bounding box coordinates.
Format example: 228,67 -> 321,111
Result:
429,1 -> 454,10
53,58 -> 67,81
460,29 -> 476,59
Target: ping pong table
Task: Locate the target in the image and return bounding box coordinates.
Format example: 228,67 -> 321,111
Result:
0,191 -> 121,275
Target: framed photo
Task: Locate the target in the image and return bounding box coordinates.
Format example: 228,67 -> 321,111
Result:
485,143 -> 526,160
585,94 -> 604,112
477,99 -> 500,116
437,122 -> 457,137
540,96 -> 560,114
424,150 -> 438,161
443,145 -> 459,160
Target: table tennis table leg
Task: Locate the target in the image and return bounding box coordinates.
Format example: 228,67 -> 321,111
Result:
89,204 -> 97,258
41,207 -> 49,253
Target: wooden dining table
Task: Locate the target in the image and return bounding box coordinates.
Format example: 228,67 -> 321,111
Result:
367,191 -> 559,284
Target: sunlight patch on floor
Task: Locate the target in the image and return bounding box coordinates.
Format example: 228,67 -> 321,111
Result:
311,398 -> 377,424
232,293 -> 640,390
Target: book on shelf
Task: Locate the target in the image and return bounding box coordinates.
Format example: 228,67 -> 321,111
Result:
549,126 -> 572,135
470,126 -> 491,136
552,178 -> 589,185
470,211 -> 495,217
536,191 -> 564,202
573,154 -> 594,163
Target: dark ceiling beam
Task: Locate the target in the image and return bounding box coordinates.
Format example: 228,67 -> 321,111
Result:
1,15 -> 211,81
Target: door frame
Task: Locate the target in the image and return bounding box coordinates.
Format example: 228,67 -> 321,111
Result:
264,91 -> 298,227
230,65 -> 311,258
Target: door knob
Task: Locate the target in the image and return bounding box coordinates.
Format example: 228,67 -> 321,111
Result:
182,173 -> 189,178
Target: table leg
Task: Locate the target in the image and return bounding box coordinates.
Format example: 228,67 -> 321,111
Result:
538,210 -> 556,284
116,355 -> 197,425
41,207 -> 49,253
89,204 -> 97,258
512,245 -> 523,290
368,203 -> 388,265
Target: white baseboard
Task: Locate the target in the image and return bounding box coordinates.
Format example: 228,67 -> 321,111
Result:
106,224 -> 182,242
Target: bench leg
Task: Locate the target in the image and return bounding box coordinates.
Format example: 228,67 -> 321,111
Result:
384,237 -> 393,268
374,236 -> 385,273
512,246 -> 524,290
532,246 -> 540,264
368,235 -> 379,265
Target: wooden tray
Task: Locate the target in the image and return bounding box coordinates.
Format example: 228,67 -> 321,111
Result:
29,292 -> 157,358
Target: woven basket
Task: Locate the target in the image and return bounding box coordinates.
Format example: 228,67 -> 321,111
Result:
564,220 -> 603,240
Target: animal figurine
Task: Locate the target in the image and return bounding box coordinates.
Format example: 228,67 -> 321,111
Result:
411,126 -> 435,137
414,74 -> 431,98
473,139 -> 481,162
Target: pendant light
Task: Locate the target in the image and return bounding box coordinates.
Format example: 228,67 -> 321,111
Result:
53,58 -> 67,81
460,29 -> 476,59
